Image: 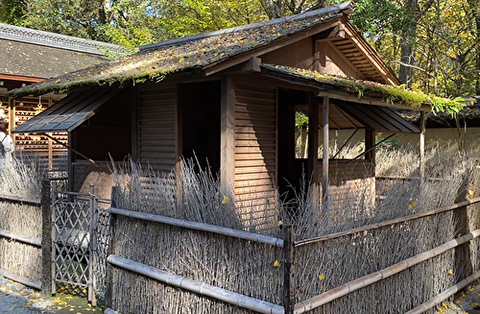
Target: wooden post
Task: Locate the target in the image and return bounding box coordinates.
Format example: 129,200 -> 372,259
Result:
454,177 -> 474,283
308,94 -> 319,184
88,184 -> 97,306
41,179 -> 52,298
419,111 -> 426,183
176,85 -> 184,201
322,96 -> 329,201
50,181 -> 57,295
283,225 -> 295,314
220,77 -> 235,193
105,186 -> 118,309
48,136 -> 53,171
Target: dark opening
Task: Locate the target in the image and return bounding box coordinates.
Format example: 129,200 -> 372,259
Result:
180,81 -> 221,175
74,88 -> 132,161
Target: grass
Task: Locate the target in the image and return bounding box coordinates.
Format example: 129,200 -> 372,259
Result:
0,157 -> 45,199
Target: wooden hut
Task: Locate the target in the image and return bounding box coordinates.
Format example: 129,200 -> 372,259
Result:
0,22 -> 124,171
9,2 -> 450,214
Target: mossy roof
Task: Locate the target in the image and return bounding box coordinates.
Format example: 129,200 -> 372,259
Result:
261,64 -> 464,113
7,2 -> 353,98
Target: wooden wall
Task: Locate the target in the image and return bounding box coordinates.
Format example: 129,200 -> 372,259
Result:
233,79 -> 278,230
261,38 -> 315,70
316,42 -> 361,78
321,159 -> 375,210
260,38 -> 363,80
137,82 -> 177,173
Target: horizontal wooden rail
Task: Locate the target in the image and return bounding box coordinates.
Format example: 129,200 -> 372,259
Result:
406,270 -> 480,314
0,194 -> 41,206
295,197 -> 480,247
375,175 -> 449,182
108,255 -> 285,314
293,229 -> 480,313
0,228 -> 42,247
108,207 -> 284,248
0,268 -> 41,290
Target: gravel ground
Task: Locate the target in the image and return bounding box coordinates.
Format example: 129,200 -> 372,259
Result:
0,276 -> 103,314
2,275 -> 480,313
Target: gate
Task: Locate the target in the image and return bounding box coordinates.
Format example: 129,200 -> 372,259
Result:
51,185 -> 111,305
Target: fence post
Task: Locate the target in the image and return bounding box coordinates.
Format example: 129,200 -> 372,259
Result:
41,179 -> 52,298
105,186 -> 118,309
88,184 -> 98,306
454,176 -> 474,281
283,225 -> 295,314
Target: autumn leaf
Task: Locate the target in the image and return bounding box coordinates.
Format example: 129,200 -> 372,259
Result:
448,269 -> 453,275
273,260 -> 280,267
221,196 -> 231,204
319,273 -> 325,280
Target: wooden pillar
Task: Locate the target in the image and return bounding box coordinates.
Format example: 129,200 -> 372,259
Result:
282,225 -> 295,313
365,127 -> 375,163
308,94 -> 319,184
220,77 -> 235,193
41,180 -> 52,298
105,186 -> 119,309
322,96 -> 329,200
7,98 -> 15,143
131,87 -> 139,160
419,111 -> 426,182
176,85 -> 184,199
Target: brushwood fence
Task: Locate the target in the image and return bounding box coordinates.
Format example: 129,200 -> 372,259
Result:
0,181 -> 49,293
105,187 -> 480,314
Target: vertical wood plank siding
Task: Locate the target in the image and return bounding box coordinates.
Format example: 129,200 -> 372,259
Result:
321,160 -> 375,209
138,84 -> 177,172
234,82 -> 277,229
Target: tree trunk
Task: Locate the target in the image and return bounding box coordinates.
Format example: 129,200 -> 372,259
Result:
398,0 -> 418,87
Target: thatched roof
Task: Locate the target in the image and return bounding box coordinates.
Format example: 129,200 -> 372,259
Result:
261,64 -> 464,113
6,2 -> 353,98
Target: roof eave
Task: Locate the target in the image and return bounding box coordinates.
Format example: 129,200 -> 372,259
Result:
259,66 -> 431,111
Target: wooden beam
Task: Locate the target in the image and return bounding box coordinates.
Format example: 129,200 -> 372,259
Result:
205,20 -> 341,76
220,77 -> 236,192
322,96 -> 329,200
308,94 -> 319,185
223,57 -> 262,74
419,111 -> 426,182
315,89 -> 431,111
0,74 -> 45,83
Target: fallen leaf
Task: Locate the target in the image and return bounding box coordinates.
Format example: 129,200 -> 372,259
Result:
273,260 -> 280,267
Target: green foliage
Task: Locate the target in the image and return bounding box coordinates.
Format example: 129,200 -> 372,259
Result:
0,0 -> 27,25
295,112 -> 308,129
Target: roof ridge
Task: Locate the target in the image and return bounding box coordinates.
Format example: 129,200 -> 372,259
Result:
139,1 -> 353,52
0,23 -> 128,56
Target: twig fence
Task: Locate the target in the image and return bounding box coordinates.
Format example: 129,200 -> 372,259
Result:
0,181 -> 48,292
104,186 -> 480,314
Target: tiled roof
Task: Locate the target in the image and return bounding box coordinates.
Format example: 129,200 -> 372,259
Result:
7,2 -> 353,97
0,39 -> 109,79
0,23 -> 127,56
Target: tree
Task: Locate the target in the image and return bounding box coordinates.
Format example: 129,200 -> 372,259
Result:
0,0 -> 27,25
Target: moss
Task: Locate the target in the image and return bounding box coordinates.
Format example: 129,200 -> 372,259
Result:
265,65 -> 465,115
